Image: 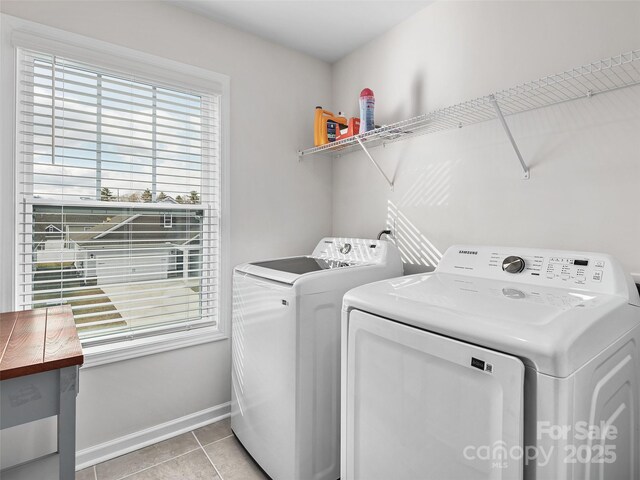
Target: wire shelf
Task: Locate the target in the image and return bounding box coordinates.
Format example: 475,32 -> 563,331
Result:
298,49 -> 640,159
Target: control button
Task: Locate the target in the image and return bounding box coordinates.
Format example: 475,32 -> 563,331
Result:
576,275 -> 586,283
339,243 -> 352,254
592,270 -> 603,282
595,260 -> 605,268
561,273 -> 570,280
502,256 -> 526,274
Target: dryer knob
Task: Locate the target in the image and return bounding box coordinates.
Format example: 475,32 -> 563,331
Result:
502,256 -> 525,274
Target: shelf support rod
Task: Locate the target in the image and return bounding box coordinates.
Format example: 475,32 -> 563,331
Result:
489,95 -> 530,179
356,137 -> 394,189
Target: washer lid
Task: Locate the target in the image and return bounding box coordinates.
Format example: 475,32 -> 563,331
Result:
343,272 -> 638,377
234,237 -> 400,285
250,256 -> 353,275
236,256 -> 360,284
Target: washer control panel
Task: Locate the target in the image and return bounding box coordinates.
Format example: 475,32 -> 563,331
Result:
544,256 -> 604,286
436,245 -> 631,298
490,252 -> 605,287
486,252 -> 606,287
312,237 -> 388,264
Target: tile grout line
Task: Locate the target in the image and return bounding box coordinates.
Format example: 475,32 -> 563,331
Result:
192,431 -> 225,480
91,428 -> 232,480
112,446 -> 203,480
201,433 -> 234,448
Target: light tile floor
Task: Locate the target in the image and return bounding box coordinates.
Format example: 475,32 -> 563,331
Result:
75,418 -> 268,480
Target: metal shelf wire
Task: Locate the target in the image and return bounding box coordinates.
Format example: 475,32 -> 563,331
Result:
298,49 -> 640,184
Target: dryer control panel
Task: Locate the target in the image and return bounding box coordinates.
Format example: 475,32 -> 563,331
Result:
437,245 -> 637,301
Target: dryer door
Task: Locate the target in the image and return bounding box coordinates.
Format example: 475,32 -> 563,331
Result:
343,310 -> 525,480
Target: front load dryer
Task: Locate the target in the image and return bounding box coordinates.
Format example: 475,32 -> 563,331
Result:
231,237 -> 403,480
341,245 -> 640,480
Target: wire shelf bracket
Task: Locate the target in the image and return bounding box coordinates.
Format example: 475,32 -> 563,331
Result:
489,95 -> 530,179
297,49 -> 640,183
355,137 -> 394,189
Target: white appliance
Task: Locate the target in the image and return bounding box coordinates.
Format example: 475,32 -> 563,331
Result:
231,237 -> 403,480
341,245 -> 640,480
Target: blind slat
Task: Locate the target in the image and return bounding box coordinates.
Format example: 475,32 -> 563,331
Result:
21,157 -> 216,175
22,117 -> 214,144
21,177 -> 210,191
22,261 -> 216,283
20,109 -> 211,135
24,75 -> 214,111
20,257 -> 218,276
22,141 -> 213,165
26,90 -> 218,118
23,285 -> 217,306
73,304 -> 217,322
33,290 -> 216,311
19,273 -> 216,296
22,135 -> 209,157
20,102 -> 213,130
23,60 -> 219,105
20,146 -> 215,165
79,318 -> 217,347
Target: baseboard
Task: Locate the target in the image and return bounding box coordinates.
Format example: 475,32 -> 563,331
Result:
75,402 -> 231,470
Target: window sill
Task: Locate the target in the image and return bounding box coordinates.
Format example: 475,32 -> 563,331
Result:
81,326 -> 227,368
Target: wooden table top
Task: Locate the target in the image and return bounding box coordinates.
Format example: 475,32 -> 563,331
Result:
0,305 -> 84,381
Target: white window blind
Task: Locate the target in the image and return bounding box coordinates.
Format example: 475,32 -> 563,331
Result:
16,48 -> 220,346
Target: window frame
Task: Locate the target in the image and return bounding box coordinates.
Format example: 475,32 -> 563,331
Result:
3,15 -> 231,367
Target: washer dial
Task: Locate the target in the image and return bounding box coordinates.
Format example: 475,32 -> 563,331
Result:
340,243 -> 352,254
502,256 -> 525,274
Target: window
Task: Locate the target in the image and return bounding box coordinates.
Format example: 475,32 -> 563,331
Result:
16,47 -> 222,348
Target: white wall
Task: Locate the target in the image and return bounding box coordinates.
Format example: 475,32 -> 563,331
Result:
0,0 -> 332,466
331,1 -> 640,275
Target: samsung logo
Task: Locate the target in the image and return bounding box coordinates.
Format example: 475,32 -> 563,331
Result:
459,250 -> 478,255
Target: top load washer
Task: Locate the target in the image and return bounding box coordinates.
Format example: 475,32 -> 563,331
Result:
341,245 -> 640,480
231,237 -> 403,480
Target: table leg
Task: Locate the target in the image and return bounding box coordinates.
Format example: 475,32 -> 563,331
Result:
58,366 -> 78,480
